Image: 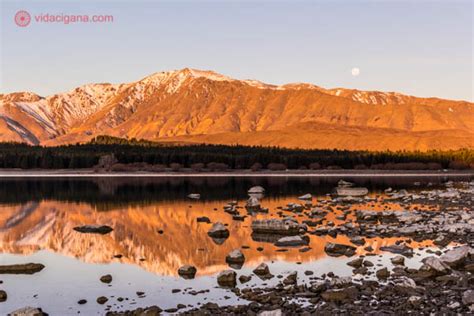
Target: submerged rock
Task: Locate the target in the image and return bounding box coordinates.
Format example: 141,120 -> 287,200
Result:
0,263 -> 45,275
73,225 -> 113,235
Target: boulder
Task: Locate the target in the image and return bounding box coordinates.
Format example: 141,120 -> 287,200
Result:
337,180 -> 354,188
248,186 -> 265,194
275,235 -> 309,247
253,263 -> 270,276
0,263 -> 45,274
298,193 -> 312,200
197,216 -> 211,223
421,256 -> 450,274
239,275 -> 252,284
391,255 -> 405,265
462,290 -> 474,305
251,219 -> 305,235
73,225 -> 113,235
178,265 -> 197,279
324,243 -> 357,257
321,286 -> 358,302
380,244 -> 413,257
207,222 -> 229,238
335,187 -> 368,197
97,296 -> 108,304
100,274 -> 112,284
347,258 -> 364,268
440,245 -> 471,267
282,271 -> 297,285
217,270 -> 237,287
376,267 -> 390,279
226,249 -> 245,264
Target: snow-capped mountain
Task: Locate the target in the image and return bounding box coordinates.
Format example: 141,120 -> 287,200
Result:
1,68 -> 473,151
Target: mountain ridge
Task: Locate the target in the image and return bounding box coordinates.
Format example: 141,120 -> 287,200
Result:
1,68 -> 473,151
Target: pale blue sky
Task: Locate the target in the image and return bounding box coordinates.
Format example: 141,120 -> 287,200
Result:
1,0 -> 472,101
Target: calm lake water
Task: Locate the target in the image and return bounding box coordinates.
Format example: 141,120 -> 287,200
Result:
0,175 -> 472,315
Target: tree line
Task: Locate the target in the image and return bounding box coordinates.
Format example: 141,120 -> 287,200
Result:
0,135 -> 472,170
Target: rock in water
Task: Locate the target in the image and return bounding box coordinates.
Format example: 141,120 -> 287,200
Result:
0,263 -> 45,274
380,244 -> 413,257
248,186 -> 265,194
187,193 -> 201,200
253,263 -> 271,276
217,270 -> 237,287
275,235 -> 309,247
0,290 -> 6,302
421,256 -> 450,274
337,179 -> 354,187
178,265 -> 197,279
196,216 -> 211,223
298,193 -> 312,200
440,245 -> 471,267
334,187 -> 368,197
251,219 -> 306,235
225,249 -> 245,264
73,225 -> 113,234
207,222 -> 229,238
391,255 -> 405,265
324,243 -> 357,257
100,274 -> 112,284
8,307 -> 48,316
376,267 -> 390,279
282,271 -> 297,285
97,296 -> 108,304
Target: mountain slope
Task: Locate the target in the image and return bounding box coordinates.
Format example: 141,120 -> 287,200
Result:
1,68 -> 473,151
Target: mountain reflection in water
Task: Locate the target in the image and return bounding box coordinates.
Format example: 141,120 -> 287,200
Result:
0,176 -> 461,277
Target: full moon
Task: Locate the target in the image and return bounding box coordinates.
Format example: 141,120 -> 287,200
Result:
351,67 -> 360,76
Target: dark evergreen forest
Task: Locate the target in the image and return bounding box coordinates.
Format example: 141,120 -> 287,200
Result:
0,135 -> 472,170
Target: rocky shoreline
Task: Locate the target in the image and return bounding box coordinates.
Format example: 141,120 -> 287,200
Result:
102,181 -> 474,315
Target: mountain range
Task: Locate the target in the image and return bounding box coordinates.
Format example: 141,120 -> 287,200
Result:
1,68 -> 473,151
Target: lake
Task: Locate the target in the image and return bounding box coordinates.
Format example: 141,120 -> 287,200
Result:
0,175 -> 472,315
